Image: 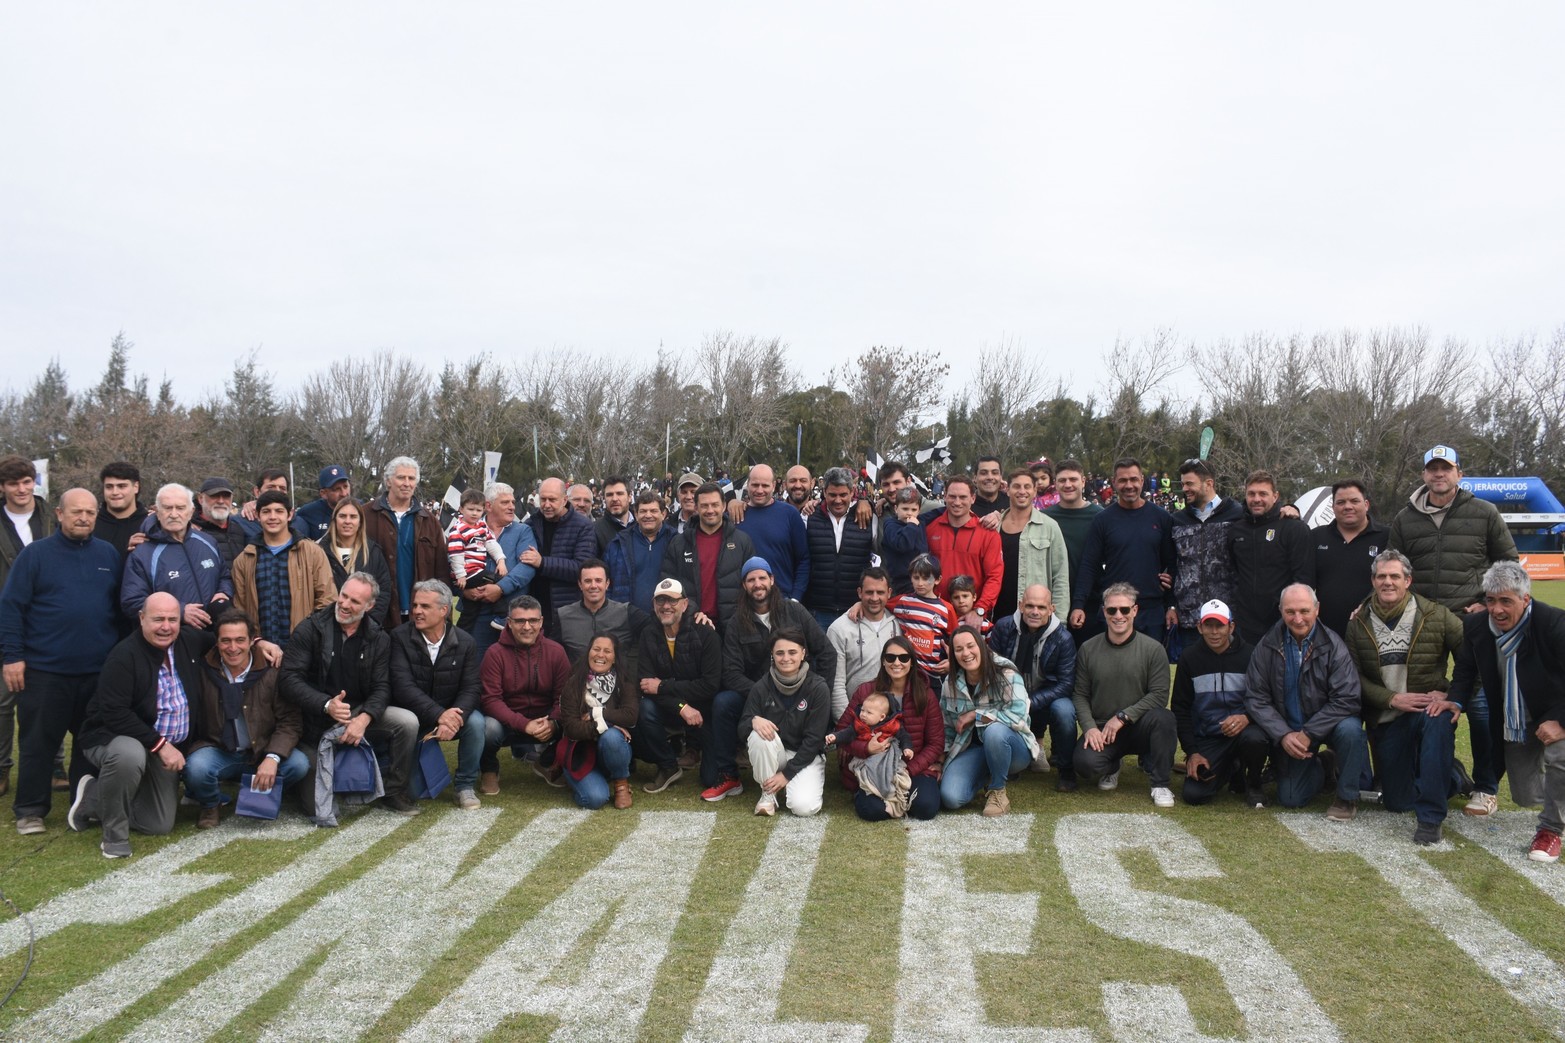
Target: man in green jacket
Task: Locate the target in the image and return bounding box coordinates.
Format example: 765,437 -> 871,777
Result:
1387,444 -> 1518,818
1345,550 -> 1467,844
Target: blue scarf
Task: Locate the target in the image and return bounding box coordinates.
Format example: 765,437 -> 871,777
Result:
1491,604 -> 1533,743
1283,624 -> 1316,731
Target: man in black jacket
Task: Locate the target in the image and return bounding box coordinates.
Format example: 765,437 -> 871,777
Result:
1449,561 -> 1565,864
70,593 -> 211,858
802,467 -> 875,631
389,580 -> 484,810
661,483 -> 755,635
280,572 -> 420,816
633,578 -> 721,794
1228,470 -> 1314,643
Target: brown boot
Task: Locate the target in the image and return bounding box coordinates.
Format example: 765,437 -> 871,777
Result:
611,779 -> 633,810
479,771 -> 500,795
197,805 -> 220,829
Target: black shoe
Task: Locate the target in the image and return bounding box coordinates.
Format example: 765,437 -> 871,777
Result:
380,792 -> 422,816
1413,820 -> 1442,846
1055,776 -> 1078,793
1245,788 -> 1267,809
1453,759 -> 1474,800
1317,748 -> 1339,792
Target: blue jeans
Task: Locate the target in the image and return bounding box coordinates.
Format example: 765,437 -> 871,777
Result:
854,775 -> 941,821
1275,717 -> 1369,807
1029,692 -> 1078,780
1466,685 -> 1497,793
811,609 -> 840,632
710,689 -> 747,782
442,710 -> 487,790
564,729 -> 632,810
183,746 -> 310,808
940,726 -> 1031,809
482,718 -> 548,772
1372,710 -> 1457,824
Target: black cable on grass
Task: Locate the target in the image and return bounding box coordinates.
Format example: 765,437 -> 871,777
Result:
0,833 -> 58,1010
0,886 -> 35,1010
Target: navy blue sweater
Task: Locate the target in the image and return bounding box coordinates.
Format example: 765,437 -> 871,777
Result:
0,531 -> 122,673
1071,500 -> 1177,612
736,501 -> 810,599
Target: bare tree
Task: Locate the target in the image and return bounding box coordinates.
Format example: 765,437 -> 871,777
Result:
682,332 -> 797,473
947,340 -> 1048,466
294,351 -> 433,491
825,345 -> 949,461
1188,333 -> 1319,494
1097,328 -> 1188,463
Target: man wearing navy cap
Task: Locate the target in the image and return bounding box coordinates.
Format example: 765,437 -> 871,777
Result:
293,466 -> 353,542
1388,443 -> 1518,819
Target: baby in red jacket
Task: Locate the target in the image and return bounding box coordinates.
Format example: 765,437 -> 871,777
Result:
826,692 -> 912,760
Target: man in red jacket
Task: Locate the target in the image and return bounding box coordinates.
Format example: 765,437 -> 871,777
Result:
478,594 -> 570,794
923,474 -> 1002,628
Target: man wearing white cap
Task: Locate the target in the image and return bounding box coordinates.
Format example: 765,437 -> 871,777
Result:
1388,443 -> 1518,818
1170,599 -> 1265,807
633,577 -> 721,794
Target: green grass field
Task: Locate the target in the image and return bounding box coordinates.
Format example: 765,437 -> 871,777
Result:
2,585 -> 1563,1042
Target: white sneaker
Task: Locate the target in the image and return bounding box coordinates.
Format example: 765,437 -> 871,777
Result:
454,788 -> 481,810
754,794 -> 777,817
1098,770 -> 1120,791
1151,786 -> 1175,808
1462,791 -> 1498,817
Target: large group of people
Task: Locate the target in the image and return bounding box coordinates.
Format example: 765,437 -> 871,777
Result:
0,441 -> 1559,867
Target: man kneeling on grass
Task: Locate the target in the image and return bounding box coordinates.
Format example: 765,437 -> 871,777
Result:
1449,561 -> 1565,864
1244,583 -> 1368,821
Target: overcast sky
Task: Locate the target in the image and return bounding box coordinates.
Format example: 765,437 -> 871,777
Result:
3,3 -> 1562,410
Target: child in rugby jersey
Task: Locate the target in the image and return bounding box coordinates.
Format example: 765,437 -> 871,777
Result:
446,488 -> 508,590
888,553 -> 958,686
946,575 -> 991,639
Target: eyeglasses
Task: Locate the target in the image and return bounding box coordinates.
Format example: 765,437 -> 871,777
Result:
653,597 -> 682,606
882,653 -> 912,663
1103,605 -> 1135,616
510,617 -> 544,628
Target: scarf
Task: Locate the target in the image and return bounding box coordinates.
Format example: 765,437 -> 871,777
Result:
1491,604 -> 1533,743
1283,625 -> 1316,731
585,670 -> 617,734
770,662 -> 810,696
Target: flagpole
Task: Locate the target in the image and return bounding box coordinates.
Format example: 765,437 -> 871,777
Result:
795,424 -> 802,466
665,422 -> 671,478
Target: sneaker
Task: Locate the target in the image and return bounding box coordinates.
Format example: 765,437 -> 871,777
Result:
677,746 -> 702,771
1463,791 -> 1498,817
701,777 -> 744,802
1327,798 -> 1357,821
1245,788 -> 1267,810
982,789 -> 1010,817
533,761 -> 565,788
1413,821 -> 1443,846
754,793 -> 777,816
490,617 -> 505,631
479,771 -> 500,795
1029,749 -> 1051,773
644,766 -> 683,793
454,788 -> 481,810
15,816 -> 45,836
1055,776 -> 1079,793
1097,770 -> 1120,792
380,792 -> 423,816
1151,786 -> 1175,808
197,805 -> 221,830
101,840 -> 132,859
1528,828 -> 1562,863
67,774 -> 98,833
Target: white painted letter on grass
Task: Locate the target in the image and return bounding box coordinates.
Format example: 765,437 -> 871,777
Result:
1057,812 -> 1340,1043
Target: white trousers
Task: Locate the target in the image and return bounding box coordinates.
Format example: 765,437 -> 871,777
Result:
746,732 -> 825,817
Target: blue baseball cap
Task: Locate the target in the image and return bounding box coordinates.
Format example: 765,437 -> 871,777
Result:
318,465 -> 350,489
1423,445 -> 1460,468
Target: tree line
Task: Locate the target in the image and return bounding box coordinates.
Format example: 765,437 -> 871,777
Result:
2,325 -> 1561,512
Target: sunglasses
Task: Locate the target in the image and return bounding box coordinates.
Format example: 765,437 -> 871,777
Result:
1103,605 -> 1135,616
881,653 -> 913,663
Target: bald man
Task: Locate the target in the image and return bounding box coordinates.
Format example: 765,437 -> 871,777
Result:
73,593 -> 211,857
782,466 -> 815,512
735,464 -> 810,600
521,477 -> 598,637
1,488 -> 121,833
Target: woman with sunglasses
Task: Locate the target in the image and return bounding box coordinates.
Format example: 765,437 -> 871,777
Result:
939,625 -> 1038,816
835,635 -> 945,820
